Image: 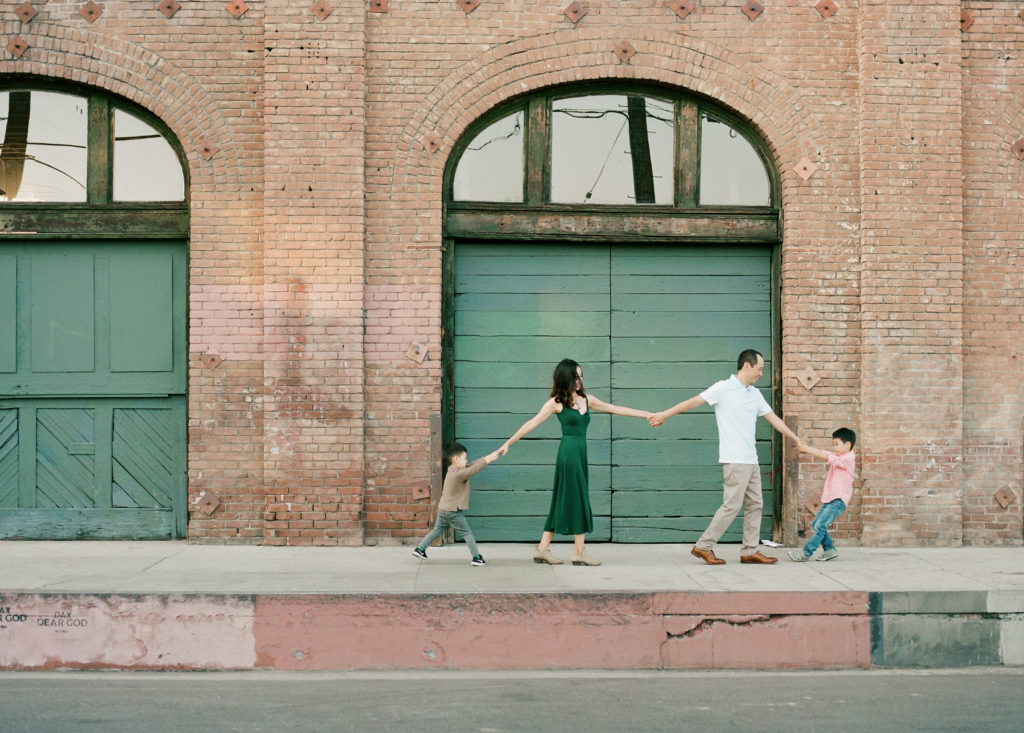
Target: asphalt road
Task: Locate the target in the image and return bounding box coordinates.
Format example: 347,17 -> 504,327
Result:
1,669 -> 1022,732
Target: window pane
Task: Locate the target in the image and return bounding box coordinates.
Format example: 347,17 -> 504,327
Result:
699,113 -> 771,206
113,109 -> 185,202
453,111 -> 524,202
0,91 -> 87,202
551,94 -> 673,205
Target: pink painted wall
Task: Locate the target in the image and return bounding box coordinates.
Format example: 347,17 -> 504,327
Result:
0,592 -> 870,671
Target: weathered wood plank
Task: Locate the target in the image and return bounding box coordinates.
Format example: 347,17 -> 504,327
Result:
456,311 -> 609,337
612,490 -> 775,517
613,310 -> 770,338
611,337 -> 770,362
611,293 -> 768,312
455,361 -> 611,388
455,336 -> 610,363
446,208 -> 778,242
0,508 -> 173,539
0,206 -> 188,238
456,292 -> 610,312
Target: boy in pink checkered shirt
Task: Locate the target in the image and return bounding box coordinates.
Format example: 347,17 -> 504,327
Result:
789,427 -> 856,562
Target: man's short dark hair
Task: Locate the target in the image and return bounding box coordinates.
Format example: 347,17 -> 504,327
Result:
442,441 -> 468,479
832,427 -> 856,448
737,349 -> 763,371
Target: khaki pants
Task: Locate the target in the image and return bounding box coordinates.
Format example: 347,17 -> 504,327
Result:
695,463 -> 762,556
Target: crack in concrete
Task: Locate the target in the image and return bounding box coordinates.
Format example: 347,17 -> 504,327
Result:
663,615 -> 778,640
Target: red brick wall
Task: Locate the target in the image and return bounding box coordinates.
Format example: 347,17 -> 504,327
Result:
2,1 -> 1021,546
857,1 -> 966,545
960,1 -> 1024,544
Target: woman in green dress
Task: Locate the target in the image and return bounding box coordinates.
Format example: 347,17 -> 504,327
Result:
499,358 -> 651,566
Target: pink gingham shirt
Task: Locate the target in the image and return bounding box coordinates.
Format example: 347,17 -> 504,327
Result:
820,450 -> 856,505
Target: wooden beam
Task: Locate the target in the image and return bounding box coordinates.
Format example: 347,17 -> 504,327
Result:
446,207 -> 779,242
0,205 -> 188,238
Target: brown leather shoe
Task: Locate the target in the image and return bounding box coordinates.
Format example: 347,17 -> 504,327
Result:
691,546 -> 726,565
740,551 -> 778,564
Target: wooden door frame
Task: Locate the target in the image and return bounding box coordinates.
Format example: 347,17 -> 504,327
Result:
0,80 -> 190,539
442,82 -> 785,539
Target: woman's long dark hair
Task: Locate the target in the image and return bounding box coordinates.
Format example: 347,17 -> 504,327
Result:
550,358 -> 585,407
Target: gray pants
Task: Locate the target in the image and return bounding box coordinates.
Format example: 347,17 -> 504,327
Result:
418,510 -> 480,557
695,463 -> 763,556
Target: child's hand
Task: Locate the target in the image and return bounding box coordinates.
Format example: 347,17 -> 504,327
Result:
485,449 -> 501,463
497,443 -> 509,457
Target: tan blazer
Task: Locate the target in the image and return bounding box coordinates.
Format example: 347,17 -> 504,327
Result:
437,457 -> 489,511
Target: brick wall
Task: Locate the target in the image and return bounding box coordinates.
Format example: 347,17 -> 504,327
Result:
858,0 -> 966,545
961,1 -> 1024,544
2,1 -> 1021,545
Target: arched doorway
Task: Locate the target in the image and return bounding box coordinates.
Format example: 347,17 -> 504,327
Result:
442,84 -> 782,544
0,82 -> 188,539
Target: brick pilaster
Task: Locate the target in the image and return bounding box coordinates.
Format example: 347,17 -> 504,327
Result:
263,0 -> 366,545
857,1 -> 964,544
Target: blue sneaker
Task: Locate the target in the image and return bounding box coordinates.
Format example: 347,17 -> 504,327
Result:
787,550 -> 810,562
412,547 -> 427,559
471,555 -> 486,567
818,548 -> 839,561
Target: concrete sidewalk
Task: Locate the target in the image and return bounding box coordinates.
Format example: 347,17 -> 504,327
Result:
1,541 -> 1024,595
2,542 -> 1023,672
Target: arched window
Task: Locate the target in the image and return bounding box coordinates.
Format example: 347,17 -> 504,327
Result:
0,87 -> 185,205
449,87 -> 774,208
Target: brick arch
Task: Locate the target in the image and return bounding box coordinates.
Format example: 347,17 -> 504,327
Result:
0,23 -> 239,190
393,26 -> 827,221
996,95 -> 1024,207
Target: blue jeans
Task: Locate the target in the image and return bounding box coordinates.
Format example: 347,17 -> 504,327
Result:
802,498 -> 846,556
417,510 -> 480,557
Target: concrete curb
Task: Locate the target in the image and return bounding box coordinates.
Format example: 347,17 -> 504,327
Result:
2,590 -> 1021,671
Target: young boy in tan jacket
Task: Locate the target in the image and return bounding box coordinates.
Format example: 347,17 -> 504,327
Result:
412,442 -> 500,566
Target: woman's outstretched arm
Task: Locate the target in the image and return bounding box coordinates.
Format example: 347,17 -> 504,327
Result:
586,393 -> 651,419
500,398 -> 558,455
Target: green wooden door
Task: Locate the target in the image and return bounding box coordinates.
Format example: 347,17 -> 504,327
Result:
0,241 -> 187,538
452,241 -> 774,543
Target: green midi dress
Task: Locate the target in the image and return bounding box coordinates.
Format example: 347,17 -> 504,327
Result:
543,398 -> 593,535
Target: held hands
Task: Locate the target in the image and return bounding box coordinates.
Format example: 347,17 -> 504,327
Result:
647,411 -> 668,428
485,448 -> 502,463
497,443 -> 510,457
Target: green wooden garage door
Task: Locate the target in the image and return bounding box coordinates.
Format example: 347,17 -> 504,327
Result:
0,241 -> 187,539
453,241 -> 774,543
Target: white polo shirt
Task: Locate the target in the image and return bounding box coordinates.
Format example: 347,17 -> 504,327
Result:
700,374 -> 773,464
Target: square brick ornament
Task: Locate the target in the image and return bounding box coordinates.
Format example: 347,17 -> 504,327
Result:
311,0 -> 332,19
994,486 -> 1016,509
157,0 -> 181,18
815,0 -> 837,20
7,36 -> 29,58
614,41 -> 637,63
741,1 -> 763,21
226,0 -> 249,19
16,2 -> 38,23
670,0 -> 694,20
564,2 -> 587,24
79,1 -> 102,24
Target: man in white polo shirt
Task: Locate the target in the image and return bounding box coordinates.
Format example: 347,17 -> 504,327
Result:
648,349 -> 801,565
